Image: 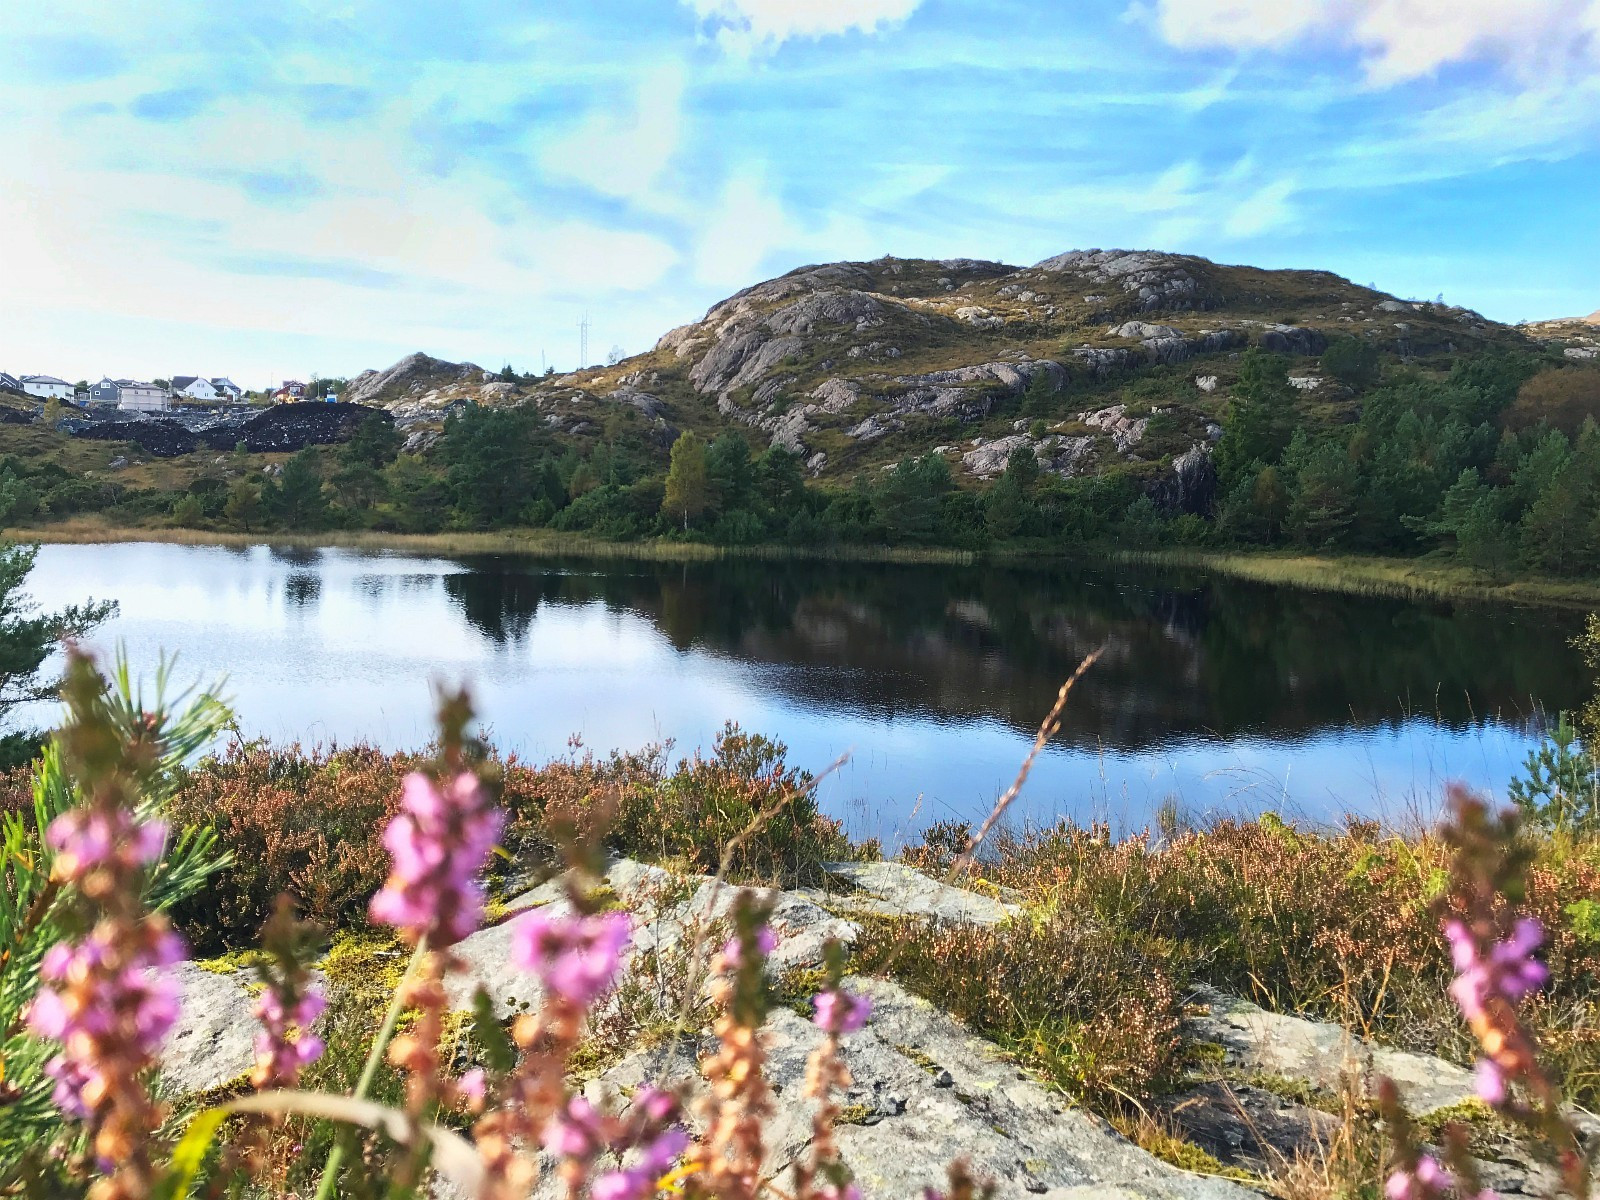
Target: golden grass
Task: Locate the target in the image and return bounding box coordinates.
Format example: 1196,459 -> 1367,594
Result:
5,517 -> 976,566
1113,547 -> 1600,610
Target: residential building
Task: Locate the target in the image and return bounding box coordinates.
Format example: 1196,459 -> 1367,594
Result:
170,376 -> 219,401
21,375 -> 72,400
272,380 -> 308,403
115,380 -> 169,413
0,372 -> 21,394
210,377 -> 244,401
88,378 -> 122,405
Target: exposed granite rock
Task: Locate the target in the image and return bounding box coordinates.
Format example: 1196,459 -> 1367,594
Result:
1080,404 -> 1149,453
1146,443 -> 1217,517
1070,346 -> 1138,379
1108,321 -> 1183,340
1156,1081 -> 1342,1177
156,962 -> 319,1097
589,976 -> 1254,1200
962,434 -> 1094,480
1257,325 -> 1329,356
818,861 -> 1020,925
346,352 -> 487,406
1195,376 -> 1219,393
1187,986 -> 1475,1116
1034,250 -> 1205,312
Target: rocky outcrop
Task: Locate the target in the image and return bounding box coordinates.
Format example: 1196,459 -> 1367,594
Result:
346,352 -> 487,407
1257,325 -> 1328,356
1145,443 -> 1217,517
1080,404 -> 1149,453
962,434 -> 1094,480
1034,249 -> 1206,312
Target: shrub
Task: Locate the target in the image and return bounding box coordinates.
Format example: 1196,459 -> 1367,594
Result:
856,911 -> 1184,1106
166,727 -> 848,953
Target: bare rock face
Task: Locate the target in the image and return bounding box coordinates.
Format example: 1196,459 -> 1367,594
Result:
1080,404 -> 1149,453
1070,346 -> 1139,379
962,433 -> 1094,480
1034,249 -> 1205,312
1108,321 -> 1182,340
586,976 -> 1256,1200
1145,443 -> 1217,517
1257,325 -> 1329,356
346,352 -> 487,407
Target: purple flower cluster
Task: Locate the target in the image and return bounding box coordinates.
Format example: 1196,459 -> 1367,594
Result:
253,986 -> 326,1081
27,927 -> 185,1118
1444,917 -> 1548,1022
812,988 -> 872,1035
543,1088 -> 687,1200
1443,916 -> 1548,1103
511,910 -> 631,1005
1385,1153 -> 1449,1200
369,771 -> 503,945
721,925 -> 778,968
46,809 -> 165,882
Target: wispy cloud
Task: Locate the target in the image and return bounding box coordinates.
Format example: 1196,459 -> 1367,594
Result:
683,0 -> 922,55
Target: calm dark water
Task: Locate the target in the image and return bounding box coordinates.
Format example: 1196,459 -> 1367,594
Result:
27,542 -> 1586,846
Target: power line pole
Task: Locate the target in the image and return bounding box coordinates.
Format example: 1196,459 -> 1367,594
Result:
578,312 -> 590,370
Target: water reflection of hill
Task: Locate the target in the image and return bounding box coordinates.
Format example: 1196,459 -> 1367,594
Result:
437,557 -> 1583,751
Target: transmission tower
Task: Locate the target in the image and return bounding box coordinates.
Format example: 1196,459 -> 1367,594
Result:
578,312 -> 590,370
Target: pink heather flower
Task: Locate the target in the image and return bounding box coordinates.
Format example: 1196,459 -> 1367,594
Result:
817,1186 -> 862,1200
253,985 -> 327,1079
633,1084 -> 676,1124
813,988 -> 871,1035
1385,1154 -> 1449,1200
28,925 -> 186,1121
44,1057 -> 96,1120
456,1068 -> 486,1104
721,925 -> 778,968
512,910 -> 631,1006
591,1130 -> 690,1200
369,771 -> 503,945
1444,917 -> 1548,1024
1475,1058 -> 1507,1105
46,810 -> 167,880
542,1096 -> 606,1158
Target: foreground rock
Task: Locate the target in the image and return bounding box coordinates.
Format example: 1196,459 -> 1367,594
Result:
586,977 -> 1253,1200
156,962 -> 262,1096
1187,986 -> 1476,1116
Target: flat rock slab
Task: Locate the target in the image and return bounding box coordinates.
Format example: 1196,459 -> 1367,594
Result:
450,860 -> 858,1018
587,977 -> 1253,1200
819,861 -> 1021,925
1159,1081 -> 1342,1177
158,962 -> 263,1097
1187,987 -> 1474,1115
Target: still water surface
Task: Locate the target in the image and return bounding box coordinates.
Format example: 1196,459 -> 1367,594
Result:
29,542 -> 1585,845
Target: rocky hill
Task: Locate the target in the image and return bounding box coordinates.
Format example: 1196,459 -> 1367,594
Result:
355,249 -> 1539,499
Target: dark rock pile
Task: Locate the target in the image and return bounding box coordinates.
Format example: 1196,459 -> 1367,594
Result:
69,403 -> 391,458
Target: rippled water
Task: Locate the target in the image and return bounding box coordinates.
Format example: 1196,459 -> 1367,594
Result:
28,542 -> 1584,846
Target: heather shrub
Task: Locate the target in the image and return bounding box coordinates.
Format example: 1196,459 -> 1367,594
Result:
610,723 -> 851,885
167,726 -> 847,954
855,912 -> 1184,1106
985,815 -> 1600,1103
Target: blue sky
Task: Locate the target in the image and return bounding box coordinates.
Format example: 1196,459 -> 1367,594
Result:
3,0 -> 1598,387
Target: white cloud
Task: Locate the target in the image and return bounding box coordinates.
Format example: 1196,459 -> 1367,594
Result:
540,62 -> 687,202
1223,177 -> 1297,237
684,0 -> 921,55
1144,0 -> 1600,86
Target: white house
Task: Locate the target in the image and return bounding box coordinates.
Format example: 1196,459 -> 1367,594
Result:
210,377 -> 244,401
116,380 -> 169,413
21,375 -> 72,400
170,376 -> 219,401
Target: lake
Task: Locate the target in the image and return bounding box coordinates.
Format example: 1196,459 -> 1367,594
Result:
26,541 -> 1586,847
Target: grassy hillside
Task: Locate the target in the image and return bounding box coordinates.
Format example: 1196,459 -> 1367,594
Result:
5,248 -> 1600,592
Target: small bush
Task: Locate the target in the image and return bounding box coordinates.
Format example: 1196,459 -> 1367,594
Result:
856,911 -> 1184,1106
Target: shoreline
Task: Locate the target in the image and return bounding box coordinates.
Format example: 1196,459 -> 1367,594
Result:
11,519 -> 1600,609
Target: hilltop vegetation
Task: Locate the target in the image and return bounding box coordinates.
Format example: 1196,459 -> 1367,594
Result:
6,249 -> 1600,581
